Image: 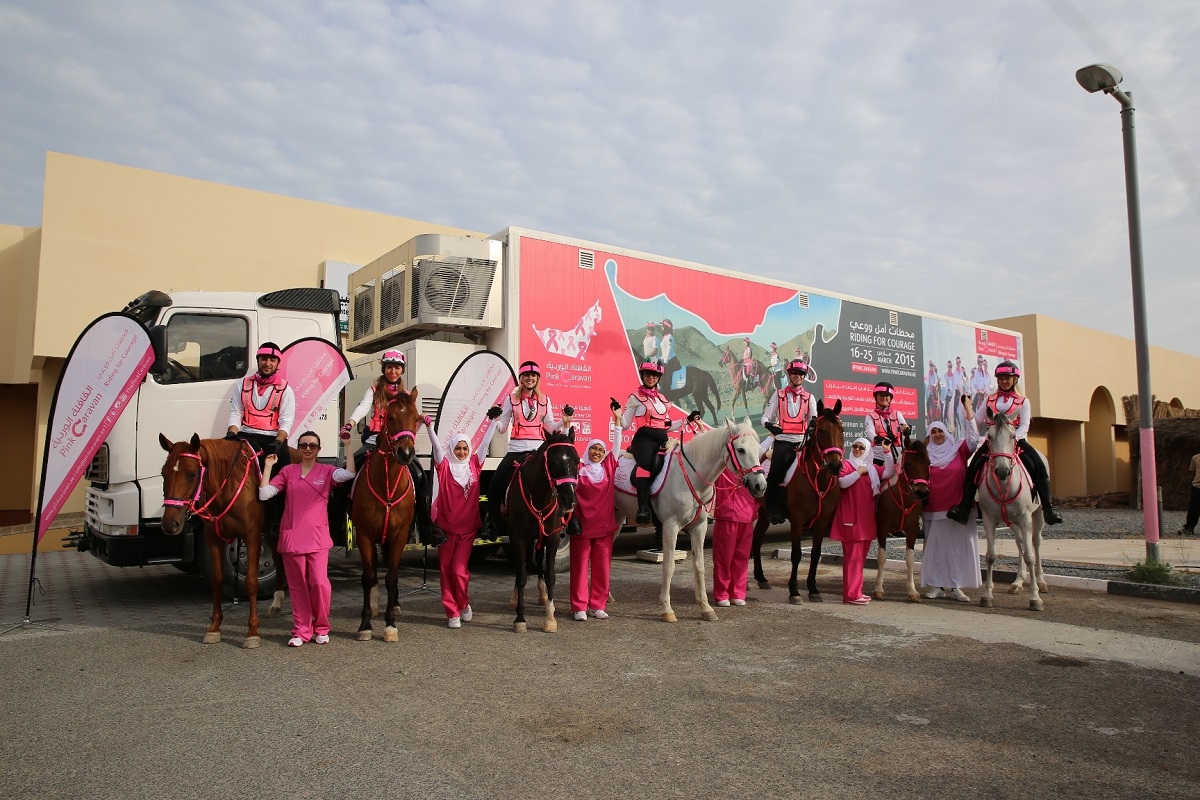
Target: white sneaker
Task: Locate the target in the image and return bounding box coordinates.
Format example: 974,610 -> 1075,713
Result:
314,634 -> 330,644
715,599 -> 730,607
947,587 -> 970,603
447,617 -> 461,629
589,609 -> 609,619
461,605 -> 473,622
287,636 -> 304,647
731,598 -> 746,607
573,611 -> 587,621
923,588 -> 944,600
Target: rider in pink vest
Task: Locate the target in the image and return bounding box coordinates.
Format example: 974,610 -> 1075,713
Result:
482,360 -> 573,539
340,350 -> 433,542
863,381 -> 910,466
227,341 -> 296,467
945,360 -> 1062,525
761,358 -> 816,524
619,359 -> 701,524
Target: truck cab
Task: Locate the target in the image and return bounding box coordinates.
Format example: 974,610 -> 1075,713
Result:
79,287 -> 341,592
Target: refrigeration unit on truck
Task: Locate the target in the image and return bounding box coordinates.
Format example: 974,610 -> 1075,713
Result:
76,287 -> 342,595
344,228 -> 1023,468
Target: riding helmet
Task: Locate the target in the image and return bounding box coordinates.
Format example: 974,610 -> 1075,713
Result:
873,381 -> 895,398
995,360 -> 1021,379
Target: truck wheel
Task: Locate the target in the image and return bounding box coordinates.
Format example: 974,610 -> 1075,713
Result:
198,537 -> 279,601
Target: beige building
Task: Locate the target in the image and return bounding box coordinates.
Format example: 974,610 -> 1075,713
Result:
3,152 -> 1199,523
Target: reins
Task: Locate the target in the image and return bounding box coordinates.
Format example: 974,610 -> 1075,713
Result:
365,395 -> 417,542
795,414 -> 842,528
676,429 -> 762,530
882,449 -> 928,532
163,441 -> 257,543
512,441 -> 578,546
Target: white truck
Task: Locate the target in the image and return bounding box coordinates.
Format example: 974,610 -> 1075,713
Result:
76,287 -> 342,595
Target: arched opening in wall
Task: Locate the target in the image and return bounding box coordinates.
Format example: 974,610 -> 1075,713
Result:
1085,386 -> 1118,495
1171,398 -> 1184,412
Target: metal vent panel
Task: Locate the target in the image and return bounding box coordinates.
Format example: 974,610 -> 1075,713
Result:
353,280 -> 375,340
379,268 -> 405,330
413,256 -> 497,320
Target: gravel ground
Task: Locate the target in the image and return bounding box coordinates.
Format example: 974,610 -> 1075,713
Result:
811,507 -> 1200,589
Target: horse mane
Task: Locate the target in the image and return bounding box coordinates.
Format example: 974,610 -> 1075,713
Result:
542,429 -> 575,449
685,420 -> 755,465
199,436 -> 246,475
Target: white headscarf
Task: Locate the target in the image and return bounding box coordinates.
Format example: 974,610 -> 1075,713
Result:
445,433 -> 473,489
924,421 -> 959,469
846,436 -> 881,495
581,438 -> 608,483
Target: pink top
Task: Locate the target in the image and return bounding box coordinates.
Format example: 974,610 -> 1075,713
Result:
575,452 -> 618,538
830,461 -> 881,543
267,463 -> 352,554
713,466 -> 757,523
926,441 -> 971,513
432,457 -> 483,537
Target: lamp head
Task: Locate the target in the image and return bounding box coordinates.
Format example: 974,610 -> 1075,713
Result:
1076,64 -> 1123,94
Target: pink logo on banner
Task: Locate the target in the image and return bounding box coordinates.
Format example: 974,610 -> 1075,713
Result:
436,351 -> 516,455
39,315 -> 154,540
280,338 -> 352,446
976,328 -> 1019,360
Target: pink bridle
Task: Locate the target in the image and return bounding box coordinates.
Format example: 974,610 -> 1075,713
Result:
162,444 -> 256,543
512,441 -> 578,543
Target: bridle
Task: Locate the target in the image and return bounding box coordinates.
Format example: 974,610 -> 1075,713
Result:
679,428 -> 763,529
364,395 -> 418,541
983,417 -> 1027,526
512,441 -> 579,544
883,445 -> 929,532
162,441 -> 256,543
794,411 -> 844,527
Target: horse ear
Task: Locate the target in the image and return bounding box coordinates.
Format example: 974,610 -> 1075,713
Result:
986,406 -> 995,420
159,433 -> 173,452
189,433 -> 201,450
832,399 -> 842,416
816,399 -> 825,414
410,387 -> 419,402
725,418 -> 736,432
567,427 -> 576,442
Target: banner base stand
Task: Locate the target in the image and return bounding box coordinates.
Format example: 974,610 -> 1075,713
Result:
0,616 -> 65,637
398,544 -> 438,600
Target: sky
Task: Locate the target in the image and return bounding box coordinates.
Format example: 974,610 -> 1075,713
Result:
2,1 -> 1198,356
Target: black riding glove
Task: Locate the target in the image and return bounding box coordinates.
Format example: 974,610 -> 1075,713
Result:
765,423 -> 783,436
224,431 -> 239,441
486,405 -> 502,420
687,410 -> 702,424
562,404 -> 575,417
610,397 -> 621,412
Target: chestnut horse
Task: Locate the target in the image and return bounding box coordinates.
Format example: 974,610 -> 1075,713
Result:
160,433 -> 287,648
350,389 -> 421,641
505,429 -> 580,633
872,438 -> 930,602
719,347 -> 775,417
784,399 -> 845,603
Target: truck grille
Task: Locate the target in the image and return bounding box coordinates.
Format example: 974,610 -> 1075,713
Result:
85,443 -> 109,487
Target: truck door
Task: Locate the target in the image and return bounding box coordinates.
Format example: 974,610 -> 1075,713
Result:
135,310 -> 254,515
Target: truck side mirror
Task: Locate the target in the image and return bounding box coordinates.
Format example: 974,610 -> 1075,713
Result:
148,325 -> 170,376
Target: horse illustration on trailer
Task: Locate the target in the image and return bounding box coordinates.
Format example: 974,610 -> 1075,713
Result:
532,300 -> 602,361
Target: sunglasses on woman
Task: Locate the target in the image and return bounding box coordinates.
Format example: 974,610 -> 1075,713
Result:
297,442 -> 320,450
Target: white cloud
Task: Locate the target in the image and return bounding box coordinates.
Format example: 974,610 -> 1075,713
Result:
0,0 -> 1197,355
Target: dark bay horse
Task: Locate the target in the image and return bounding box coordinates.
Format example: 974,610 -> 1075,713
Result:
505,429 -> 580,633
872,438 -> 930,602
160,433 -> 284,648
659,363 -> 722,424
783,399 -> 844,602
350,389 -> 421,642
719,347 -> 775,416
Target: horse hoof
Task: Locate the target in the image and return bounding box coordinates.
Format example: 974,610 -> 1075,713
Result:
1029,599 -> 1044,611
1007,585 -> 1023,595
202,632 -> 221,644
908,593 -> 922,603
266,606 -> 281,618
662,612 -> 677,623
241,636 -> 260,650
356,629 -> 373,641
391,606 -> 402,617
980,597 -> 994,608
702,610 -> 719,622
544,620 -> 558,633
808,593 -> 823,603
872,591 -> 885,601
756,580 -> 772,590
383,626 -> 399,642
788,595 -> 803,605
514,622 -> 528,633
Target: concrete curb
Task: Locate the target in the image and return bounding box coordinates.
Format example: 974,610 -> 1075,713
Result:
770,548 -> 1200,605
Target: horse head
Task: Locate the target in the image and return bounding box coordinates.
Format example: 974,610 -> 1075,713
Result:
725,418 -> 767,498
379,388 -> 420,465
719,347 -> 733,365
159,432 -> 204,536
900,439 -> 931,502
811,398 -> 844,475
986,407 -> 1018,480
544,428 -> 581,525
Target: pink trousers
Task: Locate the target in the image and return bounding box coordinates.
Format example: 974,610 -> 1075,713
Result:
439,532 -> 474,618
281,549 -> 331,640
711,519 -> 753,602
840,539 -> 871,602
569,534 -> 614,612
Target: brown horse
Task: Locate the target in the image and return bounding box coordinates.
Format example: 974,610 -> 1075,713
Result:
783,399 -> 845,602
872,438 -> 930,602
719,347 -> 775,417
159,433 -> 286,648
350,389 -> 421,642
505,429 -> 580,633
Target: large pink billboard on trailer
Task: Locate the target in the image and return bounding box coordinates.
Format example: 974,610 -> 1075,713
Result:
38,314 -> 155,540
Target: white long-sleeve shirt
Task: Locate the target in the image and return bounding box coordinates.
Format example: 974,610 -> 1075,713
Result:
974,391 -> 1031,439
863,409 -> 907,462
760,389 -> 814,444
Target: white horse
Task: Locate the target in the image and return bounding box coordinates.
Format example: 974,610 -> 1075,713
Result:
977,408 -> 1047,611
614,418 -> 767,622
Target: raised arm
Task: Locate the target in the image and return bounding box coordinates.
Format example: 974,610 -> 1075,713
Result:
474,419 -> 499,467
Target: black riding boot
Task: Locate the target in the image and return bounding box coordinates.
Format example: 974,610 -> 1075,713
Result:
766,484 -> 785,525
946,455 -> 986,524
1035,474 -> 1064,525
635,476 -> 653,524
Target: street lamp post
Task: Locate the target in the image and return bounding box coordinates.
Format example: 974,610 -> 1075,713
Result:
1076,63 -> 1160,562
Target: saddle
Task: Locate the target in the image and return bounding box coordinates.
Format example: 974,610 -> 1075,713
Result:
615,450 -> 668,496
